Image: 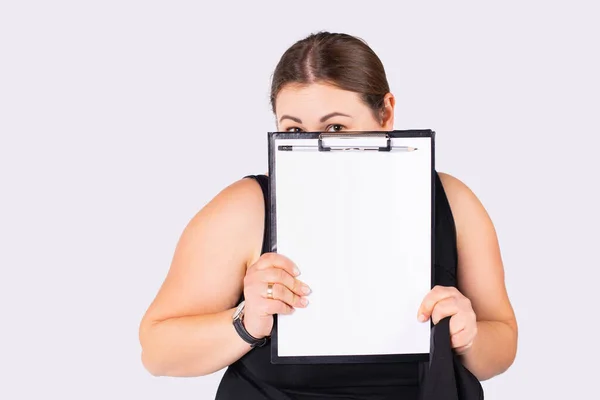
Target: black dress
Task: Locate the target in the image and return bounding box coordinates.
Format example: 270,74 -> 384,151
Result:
215,172 -> 473,400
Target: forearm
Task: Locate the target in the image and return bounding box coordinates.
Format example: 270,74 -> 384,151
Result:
459,319 -> 517,381
140,307 -> 253,377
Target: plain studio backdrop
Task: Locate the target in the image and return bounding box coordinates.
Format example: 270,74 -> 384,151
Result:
0,1 -> 598,399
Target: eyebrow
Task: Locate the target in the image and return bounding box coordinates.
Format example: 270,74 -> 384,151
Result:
320,112 -> 352,122
279,112 -> 352,124
279,115 -> 302,124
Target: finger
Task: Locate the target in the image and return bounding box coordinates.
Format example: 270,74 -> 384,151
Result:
449,311 -> 469,336
453,340 -> 473,355
261,267 -> 310,297
451,329 -> 474,350
262,299 -> 295,316
431,297 -> 460,325
252,252 -> 300,277
454,343 -> 473,355
266,282 -> 309,308
418,286 -> 457,321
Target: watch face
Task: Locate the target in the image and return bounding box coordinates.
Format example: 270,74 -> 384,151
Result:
233,300 -> 245,320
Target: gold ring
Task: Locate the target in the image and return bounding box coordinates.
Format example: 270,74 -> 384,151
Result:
267,282 -> 274,299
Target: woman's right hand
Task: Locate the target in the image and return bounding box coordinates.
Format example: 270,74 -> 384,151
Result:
242,252 -> 311,339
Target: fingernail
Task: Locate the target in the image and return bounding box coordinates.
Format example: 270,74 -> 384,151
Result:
418,314 -> 427,322
293,266 -> 301,276
300,297 -> 309,306
302,285 -> 312,295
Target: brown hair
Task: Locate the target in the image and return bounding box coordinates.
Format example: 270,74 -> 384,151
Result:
270,31 -> 390,119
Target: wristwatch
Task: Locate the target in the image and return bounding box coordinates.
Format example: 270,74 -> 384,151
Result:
232,300 -> 268,348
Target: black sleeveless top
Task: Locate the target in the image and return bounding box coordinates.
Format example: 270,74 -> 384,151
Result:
215,172 -> 460,400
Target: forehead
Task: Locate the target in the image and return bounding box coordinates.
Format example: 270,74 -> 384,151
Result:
275,82 -> 366,118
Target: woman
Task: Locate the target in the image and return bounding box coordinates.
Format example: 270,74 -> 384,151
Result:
138,32 -> 518,399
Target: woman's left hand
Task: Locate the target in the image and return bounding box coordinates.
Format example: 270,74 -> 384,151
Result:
417,285 -> 478,355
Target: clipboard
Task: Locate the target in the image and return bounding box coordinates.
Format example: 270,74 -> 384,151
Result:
268,129 -> 435,365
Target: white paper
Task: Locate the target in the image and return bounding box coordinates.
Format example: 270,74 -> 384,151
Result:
274,137 -> 432,358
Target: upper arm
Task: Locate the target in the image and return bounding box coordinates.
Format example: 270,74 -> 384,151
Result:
140,177 -> 265,327
438,172 -> 517,328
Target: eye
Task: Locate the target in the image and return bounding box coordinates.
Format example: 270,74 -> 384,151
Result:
286,127 -> 303,133
326,124 -> 345,133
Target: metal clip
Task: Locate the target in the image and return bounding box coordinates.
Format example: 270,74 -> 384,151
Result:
317,133 -> 391,152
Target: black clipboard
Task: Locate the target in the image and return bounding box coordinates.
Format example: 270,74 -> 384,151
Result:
268,129 -> 436,365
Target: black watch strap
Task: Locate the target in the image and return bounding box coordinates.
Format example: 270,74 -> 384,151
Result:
233,317 -> 268,348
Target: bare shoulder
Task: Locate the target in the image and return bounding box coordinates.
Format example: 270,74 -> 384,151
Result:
437,171 -> 512,318
437,171 -> 493,230
437,171 -> 482,208
185,176 -> 266,267
140,175 -> 267,324
193,176 -> 265,231
436,171 -> 502,284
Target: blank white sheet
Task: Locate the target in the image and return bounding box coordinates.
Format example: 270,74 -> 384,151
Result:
273,136 -> 433,359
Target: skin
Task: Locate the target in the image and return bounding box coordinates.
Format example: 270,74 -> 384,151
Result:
138,81 -> 518,382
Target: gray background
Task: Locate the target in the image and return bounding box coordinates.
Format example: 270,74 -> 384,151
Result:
1,1 -> 598,399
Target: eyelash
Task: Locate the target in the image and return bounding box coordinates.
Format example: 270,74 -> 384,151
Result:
286,124 -> 346,133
